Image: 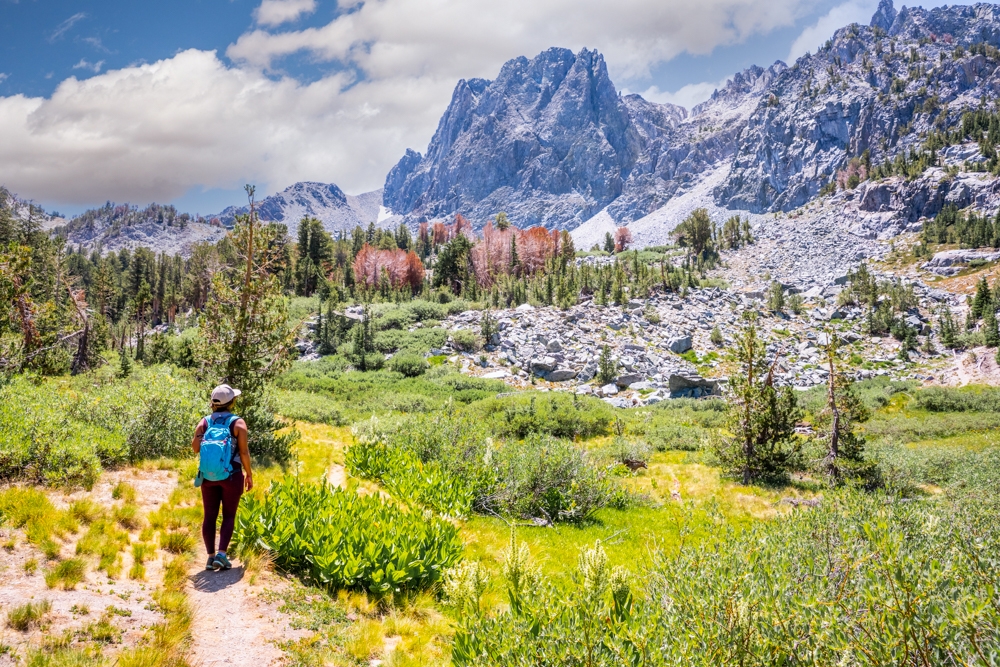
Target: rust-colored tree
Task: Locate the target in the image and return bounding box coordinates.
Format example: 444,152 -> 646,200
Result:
614,227 -> 633,253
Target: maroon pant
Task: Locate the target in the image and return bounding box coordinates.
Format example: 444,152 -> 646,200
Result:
201,468 -> 244,555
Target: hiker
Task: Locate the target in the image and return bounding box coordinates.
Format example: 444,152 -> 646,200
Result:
191,384 -> 253,571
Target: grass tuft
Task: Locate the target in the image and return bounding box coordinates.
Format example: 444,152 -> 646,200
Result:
45,558 -> 87,590
112,481 -> 138,504
159,531 -> 194,555
7,599 -> 51,631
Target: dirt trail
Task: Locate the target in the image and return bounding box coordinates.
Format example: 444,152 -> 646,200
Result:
186,565 -> 305,667
327,463 -> 346,488
940,347 -> 1000,386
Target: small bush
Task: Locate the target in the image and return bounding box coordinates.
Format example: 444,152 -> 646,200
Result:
389,352 -> 428,377
451,329 -> 481,352
275,390 -> 345,425
7,600 -> 51,631
45,558 -> 86,590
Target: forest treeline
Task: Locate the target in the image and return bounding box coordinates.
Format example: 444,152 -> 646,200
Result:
0,186 -> 749,379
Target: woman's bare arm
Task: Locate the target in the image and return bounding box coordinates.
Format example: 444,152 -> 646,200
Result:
191,419 -> 206,454
234,419 -> 253,491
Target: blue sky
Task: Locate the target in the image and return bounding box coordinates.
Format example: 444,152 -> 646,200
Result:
0,0 -> 962,215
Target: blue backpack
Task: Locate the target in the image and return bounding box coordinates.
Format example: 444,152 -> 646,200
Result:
197,413 -> 238,483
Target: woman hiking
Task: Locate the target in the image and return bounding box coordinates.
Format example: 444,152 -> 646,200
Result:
191,384 -> 253,571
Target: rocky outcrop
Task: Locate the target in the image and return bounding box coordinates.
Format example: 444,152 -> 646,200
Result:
383,48 -> 646,229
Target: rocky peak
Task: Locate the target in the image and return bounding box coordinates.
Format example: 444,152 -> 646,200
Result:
870,0 -> 896,33
382,46 -> 642,229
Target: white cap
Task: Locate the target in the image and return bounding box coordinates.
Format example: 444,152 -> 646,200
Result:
210,384 -> 242,405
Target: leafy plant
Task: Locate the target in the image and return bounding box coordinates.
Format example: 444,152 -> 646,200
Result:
233,477 -> 463,598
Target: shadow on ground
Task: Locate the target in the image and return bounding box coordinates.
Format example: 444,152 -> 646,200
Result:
190,566 -> 245,592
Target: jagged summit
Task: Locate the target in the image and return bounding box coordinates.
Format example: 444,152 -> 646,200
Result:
383,47 -> 640,229
870,0 -> 897,32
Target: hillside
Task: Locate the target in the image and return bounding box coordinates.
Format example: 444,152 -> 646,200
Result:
211,182 -> 387,234
51,202 -> 227,255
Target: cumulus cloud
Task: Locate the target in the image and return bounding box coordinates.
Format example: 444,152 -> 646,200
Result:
255,0 -> 317,26
230,0 -> 817,80
72,59 -> 105,73
636,78 -> 732,112
0,50 -> 451,203
786,0 -> 878,62
49,12 -> 86,42
2,0 -> 829,207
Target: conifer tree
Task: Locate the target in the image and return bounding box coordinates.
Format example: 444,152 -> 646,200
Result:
597,345 -> 617,385
199,185 -> 297,463
820,332 -> 875,485
938,306 -> 957,348
714,313 -> 801,484
985,304 -> 1000,347
972,276 -> 992,319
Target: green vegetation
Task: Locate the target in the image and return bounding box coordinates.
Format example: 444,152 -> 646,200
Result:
6,600 -> 51,632
233,476 -> 463,598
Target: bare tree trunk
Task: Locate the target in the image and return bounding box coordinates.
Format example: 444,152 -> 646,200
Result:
825,336 -> 841,482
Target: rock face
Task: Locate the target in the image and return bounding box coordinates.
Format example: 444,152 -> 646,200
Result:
383,48 -> 657,229
213,182 -> 385,235
385,0 -> 1000,233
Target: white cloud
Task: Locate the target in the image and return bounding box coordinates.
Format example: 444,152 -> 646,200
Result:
254,0 -> 317,27
0,73 -> 8,84
0,50 -> 450,204
72,59 -> 105,73
787,0 -> 877,62
636,78 -> 732,111
49,12 -> 86,42
231,0 -> 817,80
2,0 -> 829,207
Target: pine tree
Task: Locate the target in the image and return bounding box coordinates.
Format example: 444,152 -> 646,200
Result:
198,185 -> 297,463
939,306 -> 957,348
820,332 -> 876,486
603,232 -> 615,254
597,345 -> 617,385
985,305 -> 1000,347
713,313 -> 801,485
117,347 -> 132,379
972,276 -> 992,319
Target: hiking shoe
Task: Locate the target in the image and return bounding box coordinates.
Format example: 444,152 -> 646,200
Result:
212,553 -> 232,571
206,556 -> 215,570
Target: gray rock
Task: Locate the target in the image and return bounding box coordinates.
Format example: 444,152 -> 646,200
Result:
546,339 -> 563,352
546,369 -> 578,382
532,356 -> 558,372
601,383 -> 619,396
668,373 -> 720,397
615,373 -> 643,388
667,336 -> 692,354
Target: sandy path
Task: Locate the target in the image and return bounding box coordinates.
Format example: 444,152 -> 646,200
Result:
186,565 -> 299,667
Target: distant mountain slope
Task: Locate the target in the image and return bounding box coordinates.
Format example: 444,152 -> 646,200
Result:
385,0 -> 1000,232
212,182 -> 385,234
51,202 -> 226,255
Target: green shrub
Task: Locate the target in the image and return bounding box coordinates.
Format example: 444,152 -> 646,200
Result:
473,392 -> 614,440
454,488 -> 1000,665
914,386 -> 1000,412
451,329 -> 481,352
352,414 -> 624,522
233,477 -> 463,597
274,390 -> 345,425
388,352 -> 428,377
